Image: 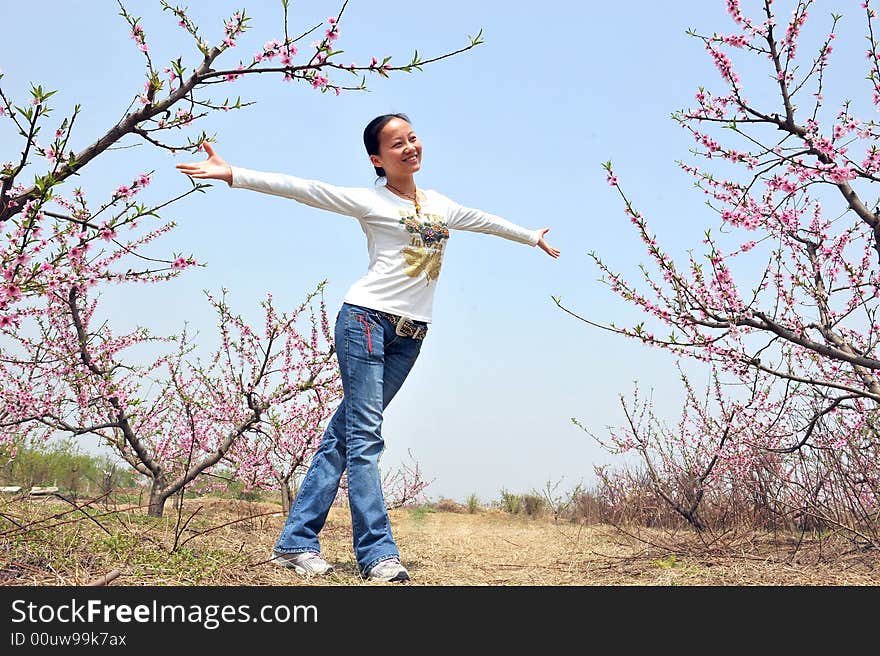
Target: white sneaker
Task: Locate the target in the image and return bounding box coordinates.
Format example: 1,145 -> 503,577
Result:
366,558 -> 410,582
272,551 -> 333,577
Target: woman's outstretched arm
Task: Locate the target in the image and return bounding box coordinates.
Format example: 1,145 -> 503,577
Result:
444,196 -> 561,259
175,142 -> 371,218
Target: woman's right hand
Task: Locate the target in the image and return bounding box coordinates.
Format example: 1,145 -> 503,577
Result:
175,142 -> 233,186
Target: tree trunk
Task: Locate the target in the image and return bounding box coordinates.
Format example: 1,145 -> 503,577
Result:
280,478 -> 294,515
147,475 -> 168,517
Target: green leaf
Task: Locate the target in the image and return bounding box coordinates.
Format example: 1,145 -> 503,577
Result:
30,84 -> 57,103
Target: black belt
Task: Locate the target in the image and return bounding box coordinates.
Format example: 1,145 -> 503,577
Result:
379,311 -> 429,340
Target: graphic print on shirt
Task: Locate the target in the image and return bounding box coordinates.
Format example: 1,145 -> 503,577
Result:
398,211 -> 449,284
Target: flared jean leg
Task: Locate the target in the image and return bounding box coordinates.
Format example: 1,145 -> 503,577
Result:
273,303 -> 423,571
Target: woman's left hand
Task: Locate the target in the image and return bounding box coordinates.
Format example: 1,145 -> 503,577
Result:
537,228 -> 560,259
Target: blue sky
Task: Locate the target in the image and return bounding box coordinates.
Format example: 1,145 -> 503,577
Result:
1,1 -> 868,502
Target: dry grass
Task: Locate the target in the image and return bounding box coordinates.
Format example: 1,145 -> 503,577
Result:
1,495 -> 878,586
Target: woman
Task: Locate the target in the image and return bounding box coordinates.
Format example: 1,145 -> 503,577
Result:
176,114 -> 560,583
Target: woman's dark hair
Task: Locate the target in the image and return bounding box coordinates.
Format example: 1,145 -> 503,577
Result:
363,113 -> 411,178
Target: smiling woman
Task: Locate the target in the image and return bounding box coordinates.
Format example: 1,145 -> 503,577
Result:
175,112 -> 559,583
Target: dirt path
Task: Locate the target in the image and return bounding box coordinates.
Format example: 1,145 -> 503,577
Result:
3,499 -> 878,585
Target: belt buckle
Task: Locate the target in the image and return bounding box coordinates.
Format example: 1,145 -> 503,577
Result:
395,316 -> 411,337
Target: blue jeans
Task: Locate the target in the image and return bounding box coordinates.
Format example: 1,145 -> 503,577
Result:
274,303 -> 424,574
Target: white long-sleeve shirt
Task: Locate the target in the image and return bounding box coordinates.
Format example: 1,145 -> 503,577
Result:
230,166 -> 539,323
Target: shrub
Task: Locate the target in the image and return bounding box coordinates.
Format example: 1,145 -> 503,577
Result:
566,484 -> 612,525
408,505 -> 435,521
500,489 -> 522,514
466,493 -> 480,514
435,497 -> 465,513
521,493 -> 546,518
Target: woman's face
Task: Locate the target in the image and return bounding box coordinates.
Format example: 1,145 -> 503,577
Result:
371,118 -> 422,179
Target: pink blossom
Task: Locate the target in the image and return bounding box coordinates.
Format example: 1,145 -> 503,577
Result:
174,109 -> 193,127
225,65 -> 245,82
3,285 -> 21,303
726,0 -> 743,24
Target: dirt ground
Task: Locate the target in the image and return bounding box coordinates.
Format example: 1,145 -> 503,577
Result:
2,497 -> 879,586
